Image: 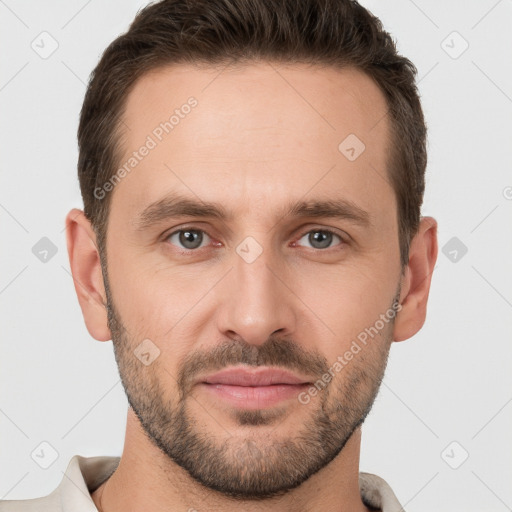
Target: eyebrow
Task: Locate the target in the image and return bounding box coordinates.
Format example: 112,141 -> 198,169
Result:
135,193 -> 371,231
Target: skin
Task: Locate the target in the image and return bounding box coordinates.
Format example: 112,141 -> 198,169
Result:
66,62 -> 438,512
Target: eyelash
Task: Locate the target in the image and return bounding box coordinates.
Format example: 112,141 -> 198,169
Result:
163,225 -> 347,254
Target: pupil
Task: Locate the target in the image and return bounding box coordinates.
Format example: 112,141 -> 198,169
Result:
180,230 -> 202,249
310,231 -> 331,249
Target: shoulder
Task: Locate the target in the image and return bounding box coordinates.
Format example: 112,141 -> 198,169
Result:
0,455 -> 120,512
0,487 -> 62,512
359,472 -> 404,511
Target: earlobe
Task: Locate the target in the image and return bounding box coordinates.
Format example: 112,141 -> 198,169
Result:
393,216 -> 438,342
65,208 -> 112,342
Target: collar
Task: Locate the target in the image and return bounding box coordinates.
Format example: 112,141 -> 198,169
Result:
2,455 -> 404,511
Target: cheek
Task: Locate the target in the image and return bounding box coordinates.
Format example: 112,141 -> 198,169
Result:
107,245 -> 218,347
296,259 -> 397,339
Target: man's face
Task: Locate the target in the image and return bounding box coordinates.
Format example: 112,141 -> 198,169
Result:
102,62 -> 402,498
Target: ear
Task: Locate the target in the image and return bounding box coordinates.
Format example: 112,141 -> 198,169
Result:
393,216 -> 438,342
65,208 -> 111,342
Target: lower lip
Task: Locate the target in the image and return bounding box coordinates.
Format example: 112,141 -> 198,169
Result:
199,383 -> 310,409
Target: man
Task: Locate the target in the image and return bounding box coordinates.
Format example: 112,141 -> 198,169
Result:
0,0 -> 437,510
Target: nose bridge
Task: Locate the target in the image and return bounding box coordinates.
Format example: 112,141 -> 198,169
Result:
217,236 -> 297,345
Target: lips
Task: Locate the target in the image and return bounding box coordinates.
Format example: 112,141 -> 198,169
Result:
201,367 -> 312,387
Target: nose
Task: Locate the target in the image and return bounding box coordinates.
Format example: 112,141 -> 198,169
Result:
215,240 -> 298,346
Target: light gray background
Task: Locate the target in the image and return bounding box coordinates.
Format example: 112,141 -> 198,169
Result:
1,1 -> 511,510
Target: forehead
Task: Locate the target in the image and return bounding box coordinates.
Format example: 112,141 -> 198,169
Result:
110,61 -> 394,229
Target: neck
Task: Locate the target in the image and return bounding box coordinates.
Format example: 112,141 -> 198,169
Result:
92,409 -> 371,512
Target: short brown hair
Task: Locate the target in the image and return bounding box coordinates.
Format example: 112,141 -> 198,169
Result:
78,0 -> 426,269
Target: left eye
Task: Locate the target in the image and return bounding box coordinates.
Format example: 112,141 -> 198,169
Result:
296,229 -> 343,250
166,229 -> 211,250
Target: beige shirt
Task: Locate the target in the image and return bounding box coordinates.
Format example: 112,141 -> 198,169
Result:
0,455 -> 405,511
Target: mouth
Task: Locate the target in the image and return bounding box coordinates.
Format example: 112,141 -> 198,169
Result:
198,366 -> 313,409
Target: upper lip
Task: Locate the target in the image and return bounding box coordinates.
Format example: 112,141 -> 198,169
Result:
201,367 -> 312,386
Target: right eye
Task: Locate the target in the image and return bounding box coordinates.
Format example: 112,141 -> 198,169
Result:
165,228 -> 213,251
